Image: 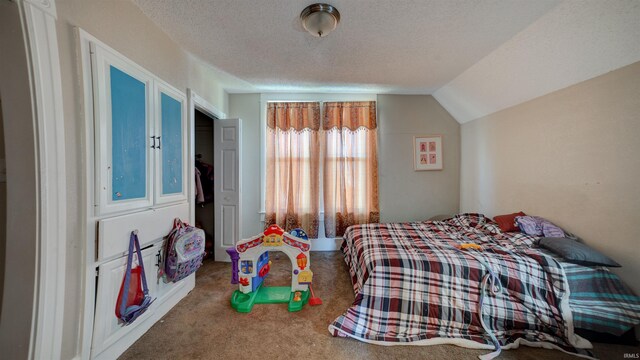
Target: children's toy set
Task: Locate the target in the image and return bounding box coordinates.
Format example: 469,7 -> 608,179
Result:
227,225 -> 320,312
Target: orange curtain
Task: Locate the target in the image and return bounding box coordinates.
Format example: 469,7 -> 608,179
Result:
322,101 -> 380,237
265,102 -> 320,238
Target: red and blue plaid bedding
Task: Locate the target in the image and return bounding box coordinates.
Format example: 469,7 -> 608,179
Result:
329,214 -> 593,357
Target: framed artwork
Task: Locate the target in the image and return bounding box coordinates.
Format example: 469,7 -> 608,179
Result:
413,135 -> 443,171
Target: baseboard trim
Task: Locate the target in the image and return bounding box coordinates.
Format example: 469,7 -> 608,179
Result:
311,237 -> 342,251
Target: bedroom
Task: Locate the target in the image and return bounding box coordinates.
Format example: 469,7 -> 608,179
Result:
0,0 -> 638,359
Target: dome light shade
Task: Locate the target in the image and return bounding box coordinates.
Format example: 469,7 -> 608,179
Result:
300,3 -> 340,37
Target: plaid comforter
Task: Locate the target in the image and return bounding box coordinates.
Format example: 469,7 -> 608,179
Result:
562,260 -> 640,336
329,214 -> 593,357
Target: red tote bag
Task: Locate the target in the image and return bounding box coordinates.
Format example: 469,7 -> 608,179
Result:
115,231 -> 154,325
115,266 -> 144,319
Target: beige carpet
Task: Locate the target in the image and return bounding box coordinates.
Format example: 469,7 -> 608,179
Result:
121,251 -> 638,360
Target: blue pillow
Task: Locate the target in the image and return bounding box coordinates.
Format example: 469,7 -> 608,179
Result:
539,237 -> 621,267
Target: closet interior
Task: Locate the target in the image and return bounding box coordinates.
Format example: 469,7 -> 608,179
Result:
194,109 -> 216,259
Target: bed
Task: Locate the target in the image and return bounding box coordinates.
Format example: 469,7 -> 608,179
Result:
546,251 -> 640,341
328,213 -> 640,358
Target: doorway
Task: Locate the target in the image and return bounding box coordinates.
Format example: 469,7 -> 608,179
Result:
194,109 -> 217,260
189,92 -> 242,262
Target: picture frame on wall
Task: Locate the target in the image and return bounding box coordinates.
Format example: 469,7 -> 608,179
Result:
413,135 -> 443,171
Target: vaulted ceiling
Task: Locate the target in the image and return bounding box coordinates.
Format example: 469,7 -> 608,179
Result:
132,0 -> 640,123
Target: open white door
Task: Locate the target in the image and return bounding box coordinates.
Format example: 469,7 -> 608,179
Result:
213,118 -> 241,262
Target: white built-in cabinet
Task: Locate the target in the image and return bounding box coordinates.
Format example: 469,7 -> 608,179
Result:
90,203 -> 191,360
84,33 -> 194,360
92,244 -> 158,356
91,43 -> 188,216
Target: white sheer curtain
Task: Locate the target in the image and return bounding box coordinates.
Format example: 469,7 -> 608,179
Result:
322,101 -> 379,237
264,102 -> 321,238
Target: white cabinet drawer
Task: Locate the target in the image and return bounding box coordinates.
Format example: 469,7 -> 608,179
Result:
97,203 -> 189,261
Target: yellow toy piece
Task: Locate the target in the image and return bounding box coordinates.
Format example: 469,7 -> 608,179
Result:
297,270 -> 313,284
263,234 -> 283,246
262,225 -> 284,246
458,243 -> 483,251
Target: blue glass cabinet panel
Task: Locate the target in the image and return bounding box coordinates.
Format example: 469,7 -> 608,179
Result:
110,65 -> 147,201
160,92 -> 183,195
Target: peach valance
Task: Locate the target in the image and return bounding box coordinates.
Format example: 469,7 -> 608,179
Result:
323,101 -> 377,131
267,102 -> 320,131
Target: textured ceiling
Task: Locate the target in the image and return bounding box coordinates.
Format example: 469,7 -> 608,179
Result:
131,0 -> 560,93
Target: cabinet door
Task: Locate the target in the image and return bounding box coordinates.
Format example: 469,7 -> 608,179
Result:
154,246 -> 190,303
92,43 -> 154,215
91,245 -> 158,356
154,81 -> 188,205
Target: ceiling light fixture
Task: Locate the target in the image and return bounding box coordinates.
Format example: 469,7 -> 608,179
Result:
300,3 -> 340,38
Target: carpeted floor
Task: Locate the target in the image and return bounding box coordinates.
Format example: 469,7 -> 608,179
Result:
121,251 -> 638,360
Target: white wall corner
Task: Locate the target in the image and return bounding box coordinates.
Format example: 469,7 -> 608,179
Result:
432,87 -> 487,125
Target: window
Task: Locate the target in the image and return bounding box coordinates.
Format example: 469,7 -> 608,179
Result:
264,100 -> 379,238
322,101 -> 379,237
264,102 -> 321,238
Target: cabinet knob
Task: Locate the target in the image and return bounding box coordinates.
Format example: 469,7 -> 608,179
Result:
150,136 -> 156,149
156,136 -> 161,150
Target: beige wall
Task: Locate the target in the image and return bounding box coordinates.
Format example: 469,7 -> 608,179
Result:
54,0 -> 247,357
228,94 -> 263,239
460,60 -> 640,294
378,95 -> 460,222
